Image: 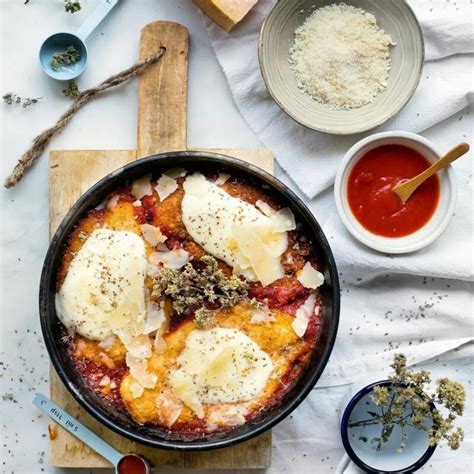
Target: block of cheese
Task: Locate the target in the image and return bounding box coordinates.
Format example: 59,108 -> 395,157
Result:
193,0 -> 258,32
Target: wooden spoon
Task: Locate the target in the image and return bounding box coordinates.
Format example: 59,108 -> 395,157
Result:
392,142 -> 470,203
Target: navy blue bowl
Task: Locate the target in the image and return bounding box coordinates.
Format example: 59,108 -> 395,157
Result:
341,380 -> 437,473
39,151 -> 340,450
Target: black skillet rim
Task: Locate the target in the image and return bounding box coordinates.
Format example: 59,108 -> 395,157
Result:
39,151 -> 340,451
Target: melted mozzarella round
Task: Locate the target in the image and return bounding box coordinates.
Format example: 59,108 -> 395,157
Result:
169,328 -> 273,414
181,173 -> 293,286
56,229 -> 147,341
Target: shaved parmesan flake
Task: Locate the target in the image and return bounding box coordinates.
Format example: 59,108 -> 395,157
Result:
146,262 -> 160,277
122,334 -> 152,359
154,334 -> 167,353
144,301 -> 167,335
256,200 -> 275,217
140,224 -> 167,247
232,226 -> 284,286
156,389 -> 183,427
126,353 -> 157,389
98,335 -> 116,350
130,381 -> 144,399
132,199 -> 142,207
297,262 -> 324,289
169,369 -> 204,419
99,375 -> 111,387
207,405 -> 247,427
164,167 -> 186,179
289,3 -> 395,110
149,249 -> 190,269
215,172 -> 230,185
292,292 -> 317,337
106,195 -> 119,210
156,242 -> 169,252
155,174 -> 178,202
131,174 -> 152,199
250,305 -> 276,324
255,201 -> 296,232
271,208 -> 296,232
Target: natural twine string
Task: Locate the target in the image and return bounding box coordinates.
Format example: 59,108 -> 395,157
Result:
4,46 -> 166,189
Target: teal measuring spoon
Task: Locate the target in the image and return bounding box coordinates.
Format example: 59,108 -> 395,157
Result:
33,393 -> 150,474
39,0 -> 119,81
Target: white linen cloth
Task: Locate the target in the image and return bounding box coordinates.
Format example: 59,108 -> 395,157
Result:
204,0 -> 474,199
202,1 -> 474,473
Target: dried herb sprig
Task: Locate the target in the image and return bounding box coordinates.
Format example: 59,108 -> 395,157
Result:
3,93 -> 42,108
152,255 -> 249,323
64,0 -> 81,13
51,45 -> 80,70
348,354 -> 465,452
62,81 -> 80,98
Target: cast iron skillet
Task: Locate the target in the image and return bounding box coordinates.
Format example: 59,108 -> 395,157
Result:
39,151 -> 340,450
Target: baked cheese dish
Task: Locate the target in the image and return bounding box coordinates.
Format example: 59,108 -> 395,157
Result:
56,168 -> 325,435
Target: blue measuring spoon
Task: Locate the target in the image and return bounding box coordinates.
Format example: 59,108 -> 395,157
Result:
39,0 -> 119,81
33,393 -> 150,473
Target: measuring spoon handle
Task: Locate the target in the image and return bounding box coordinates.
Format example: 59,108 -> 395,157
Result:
76,0 -> 119,42
33,393 -> 123,467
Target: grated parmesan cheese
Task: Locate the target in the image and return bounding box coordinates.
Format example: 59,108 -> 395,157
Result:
289,3 -> 395,110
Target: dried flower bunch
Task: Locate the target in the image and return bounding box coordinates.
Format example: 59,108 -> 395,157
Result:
64,0 -> 81,14
51,45 -> 80,71
349,353 -> 465,451
2,93 -> 42,108
152,255 -> 249,327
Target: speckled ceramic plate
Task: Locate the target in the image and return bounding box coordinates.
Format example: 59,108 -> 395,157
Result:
259,0 -> 424,135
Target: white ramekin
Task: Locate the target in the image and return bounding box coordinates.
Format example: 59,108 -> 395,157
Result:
334,131 -> 457,254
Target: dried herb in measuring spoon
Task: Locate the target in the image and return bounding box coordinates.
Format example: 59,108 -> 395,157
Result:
51,45 -> 80,70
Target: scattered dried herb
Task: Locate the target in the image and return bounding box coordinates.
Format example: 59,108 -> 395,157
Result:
51,45 -> 80,70
152,255 -> 249,320
62,80 -> 80,98
3,93 -> 42,108
2,392 -> 17,402
348,354 -> 465,451
194,308 -> 216,329
64,0 -> 81,13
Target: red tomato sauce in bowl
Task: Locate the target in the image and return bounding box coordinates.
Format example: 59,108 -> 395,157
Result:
347,145 -> 440,238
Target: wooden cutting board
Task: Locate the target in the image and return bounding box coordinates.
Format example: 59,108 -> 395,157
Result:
48,21 -> 273,469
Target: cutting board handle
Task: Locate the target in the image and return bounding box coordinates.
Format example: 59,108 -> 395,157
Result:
136,21 -> 189,158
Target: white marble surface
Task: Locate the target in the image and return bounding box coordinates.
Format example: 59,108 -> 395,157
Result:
0,1 -> 472,473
